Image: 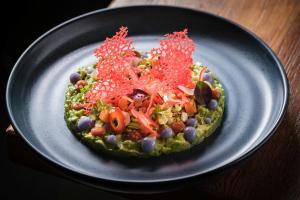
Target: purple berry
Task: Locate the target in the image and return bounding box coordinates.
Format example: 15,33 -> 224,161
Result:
77,116 -> 93,131
184,127 -> 196,143
106,135 -> 117,145
186,118 -> 197,127
141,137 -> 156,153
70,72 -> 81,84
104,123 -> 112,132
87,68 -> 94,74
160,128 -> 174,139
204,117 -> 212,124
203,73 -> 214,84
208,99 -> 218,110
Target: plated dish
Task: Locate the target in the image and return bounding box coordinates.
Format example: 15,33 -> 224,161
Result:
64,27 -> 225,157
6,6 -> 288,192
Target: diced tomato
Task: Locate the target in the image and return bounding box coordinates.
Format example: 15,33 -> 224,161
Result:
118,97 -> 128,110
131,109 -> 158,137
99,109 -> 110,123
184,100 -> 197,114
134,100 -> 144,108
171,121 -> 186,133
109,108 -> 126,134
118,96 -> 131,110
212,88 -> 221,99
91,127 -> 105,137
153,93 -> 164,104
142,99 -> 150,107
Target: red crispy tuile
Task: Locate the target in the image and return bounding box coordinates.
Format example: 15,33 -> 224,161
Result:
84,28 -> 196,111
150,29 -> 195,90
84,27 -> 136,105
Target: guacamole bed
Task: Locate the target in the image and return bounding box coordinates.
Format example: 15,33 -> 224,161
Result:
64,63 -> 225,158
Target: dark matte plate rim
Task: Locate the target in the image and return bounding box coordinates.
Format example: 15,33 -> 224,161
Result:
6,5 -> 289,185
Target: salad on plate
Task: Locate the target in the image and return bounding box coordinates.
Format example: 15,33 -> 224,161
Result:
64,27 -> 225,157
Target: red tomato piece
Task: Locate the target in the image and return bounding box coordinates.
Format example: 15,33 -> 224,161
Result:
91,127 -> 105,137
109,108 -> 126,134
131,109 -> 158,137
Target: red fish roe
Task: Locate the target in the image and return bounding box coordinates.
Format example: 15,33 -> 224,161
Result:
84,27 -> 136,105
150,29 -> 195,89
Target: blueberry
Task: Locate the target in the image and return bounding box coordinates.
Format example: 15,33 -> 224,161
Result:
70,72 -> 81,84
87,68 -> 94,74
106,135 -> 117,145
141,137 -> 156,153
160,128 -> 174,139
208,99 -> 218,110
186,118 -> 198,127
203,73 -> 214,84
184,127 -> 196,143
77,116 -> 93,131
104,123 -> 112,132
204,117 -> 212,124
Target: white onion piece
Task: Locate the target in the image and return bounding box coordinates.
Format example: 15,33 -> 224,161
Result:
178,85 -> 195,95
163,95 -> 169,102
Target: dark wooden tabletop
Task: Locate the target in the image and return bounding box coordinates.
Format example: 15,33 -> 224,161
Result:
5,0 -> 300,199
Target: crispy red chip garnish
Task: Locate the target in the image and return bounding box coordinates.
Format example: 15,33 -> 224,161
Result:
150,29 -> 195,90
84,28 -> 196,111
84,27 -> 136,105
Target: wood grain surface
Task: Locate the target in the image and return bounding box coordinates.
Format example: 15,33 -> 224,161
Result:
5,0 -> 300,199
110,0 -> 300,199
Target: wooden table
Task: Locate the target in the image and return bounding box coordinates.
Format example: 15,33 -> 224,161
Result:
5,0 -> 300,199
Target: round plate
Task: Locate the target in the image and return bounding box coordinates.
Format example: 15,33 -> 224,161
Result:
6,6 -> 288,192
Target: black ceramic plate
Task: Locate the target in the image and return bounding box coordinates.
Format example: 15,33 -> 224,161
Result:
6,6 -> 288,193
